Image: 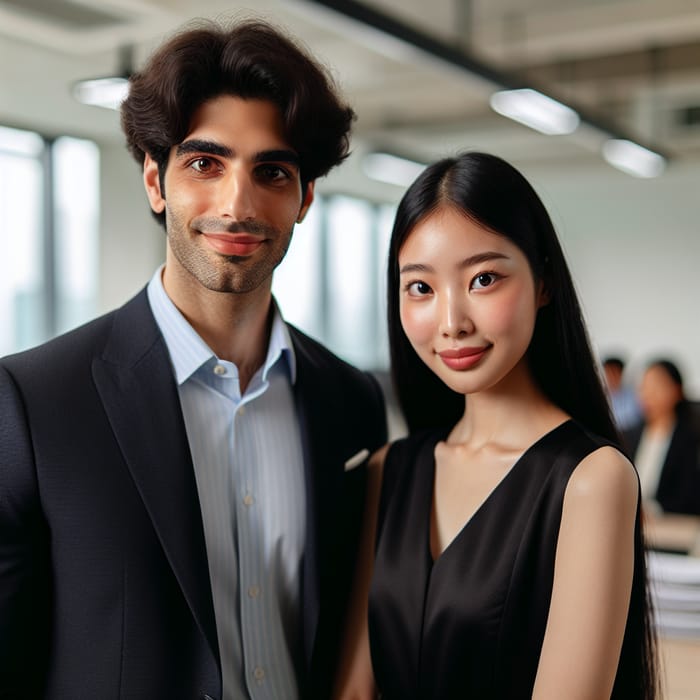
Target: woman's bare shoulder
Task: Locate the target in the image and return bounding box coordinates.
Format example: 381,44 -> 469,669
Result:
564,445 -> 638,516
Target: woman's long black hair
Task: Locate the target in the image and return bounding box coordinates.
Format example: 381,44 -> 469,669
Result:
387,152 -> 658,699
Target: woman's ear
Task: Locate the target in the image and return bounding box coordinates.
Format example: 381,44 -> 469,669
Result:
537,278 -> 551,308
143,153 -> 166,214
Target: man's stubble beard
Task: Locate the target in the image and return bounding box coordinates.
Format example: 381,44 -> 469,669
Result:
165,205 -> 294,295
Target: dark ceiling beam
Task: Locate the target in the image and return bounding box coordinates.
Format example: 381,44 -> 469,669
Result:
303,0 -> 670,159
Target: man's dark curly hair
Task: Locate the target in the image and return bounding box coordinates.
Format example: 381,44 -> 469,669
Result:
121,18 -> 356,227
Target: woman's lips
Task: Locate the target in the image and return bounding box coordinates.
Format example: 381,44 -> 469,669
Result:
201,232 -> 264,256
437,346 -> 491,370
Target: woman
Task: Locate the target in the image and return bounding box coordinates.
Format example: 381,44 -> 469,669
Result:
624,359 -> 700,515
334,153 -> 658,699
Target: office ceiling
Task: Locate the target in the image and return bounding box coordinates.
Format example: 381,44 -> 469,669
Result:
2,0 -> 700,195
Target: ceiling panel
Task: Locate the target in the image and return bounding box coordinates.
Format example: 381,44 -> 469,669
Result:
0,0 -> 699,196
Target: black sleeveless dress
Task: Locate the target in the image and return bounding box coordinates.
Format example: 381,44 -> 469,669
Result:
368,420 -> 646,699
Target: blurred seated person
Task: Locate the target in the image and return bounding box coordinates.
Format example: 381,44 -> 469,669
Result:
623,359 -> 700,516
603,356 -> 642,431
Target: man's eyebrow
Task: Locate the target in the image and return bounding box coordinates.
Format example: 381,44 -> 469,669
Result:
253,149 -> 300,167
174,142 -> 299,168
175,139 -> 233,158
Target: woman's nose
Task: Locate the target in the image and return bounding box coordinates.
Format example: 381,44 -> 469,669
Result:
438,290 -> 473,338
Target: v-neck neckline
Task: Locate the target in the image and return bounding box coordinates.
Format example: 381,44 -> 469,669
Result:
427,419 -> 573,565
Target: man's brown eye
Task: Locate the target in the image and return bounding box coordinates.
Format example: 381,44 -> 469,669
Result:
191,158 -> 212,172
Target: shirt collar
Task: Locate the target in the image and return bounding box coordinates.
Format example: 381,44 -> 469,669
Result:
146,265 -> 296,386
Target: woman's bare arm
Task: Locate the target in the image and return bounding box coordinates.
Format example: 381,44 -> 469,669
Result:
332,444 -> 389,700
533,446 -> 639,700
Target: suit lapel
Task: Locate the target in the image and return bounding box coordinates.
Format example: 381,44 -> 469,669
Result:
91,291 -> 219,665
293,345 -> 330,666
290,327 -> 374,676
290,330 -> 341,667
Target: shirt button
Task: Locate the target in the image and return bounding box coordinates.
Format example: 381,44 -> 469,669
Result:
248,585 -> 260,599
213,364 -> 226,376
243,494 -> 254,507
238,405 -> 246,416
253,666 -> 265,682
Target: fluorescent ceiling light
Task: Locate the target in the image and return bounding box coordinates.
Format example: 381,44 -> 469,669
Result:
363,152 -> 426,187
602,139 -> 666,178
490,88 -> 580,135
72,77 -> 129,110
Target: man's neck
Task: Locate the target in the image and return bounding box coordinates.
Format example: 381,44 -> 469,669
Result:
162,267 -> 274,393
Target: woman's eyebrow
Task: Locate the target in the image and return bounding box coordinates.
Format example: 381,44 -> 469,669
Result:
400,251 -> 508,275
457,251 -> 509,268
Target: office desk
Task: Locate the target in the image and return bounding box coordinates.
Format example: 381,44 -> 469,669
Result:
646,514 -> 700,555
646,514 -> 700,699
660,637 -> 700,700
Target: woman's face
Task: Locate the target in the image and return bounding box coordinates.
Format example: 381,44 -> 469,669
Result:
398,206 -> 547,396
638,365 -> 682,421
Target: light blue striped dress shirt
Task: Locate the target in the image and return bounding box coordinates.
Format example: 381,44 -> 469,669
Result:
147,267 -> 306,700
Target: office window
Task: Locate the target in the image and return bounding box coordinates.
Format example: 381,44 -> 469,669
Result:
0,126 -> 99,355
374,203 -> 395,367
53,136 -> 99,335
273,195 -> 395,370
273,200 -> 324,341
325,196 -> 376,368
0,126 -> 45,356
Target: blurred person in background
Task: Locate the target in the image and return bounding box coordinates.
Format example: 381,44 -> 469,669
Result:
0,18 -> 386,700
623,358 -> 700,516
602,355 -> 642,432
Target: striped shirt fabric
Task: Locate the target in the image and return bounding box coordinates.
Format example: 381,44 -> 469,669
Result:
147,267 -> 306,700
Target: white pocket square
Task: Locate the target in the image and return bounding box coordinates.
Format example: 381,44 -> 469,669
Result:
344,448 -> 370,472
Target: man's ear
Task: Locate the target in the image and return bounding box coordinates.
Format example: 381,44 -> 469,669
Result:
297,181 -> 315,223
143,153 -> 166,214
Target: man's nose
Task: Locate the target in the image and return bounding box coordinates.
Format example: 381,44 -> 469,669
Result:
218,170 -> 256,220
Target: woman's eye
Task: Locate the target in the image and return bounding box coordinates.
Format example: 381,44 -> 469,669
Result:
471,272 -> 498,290
407,281 -> 432,296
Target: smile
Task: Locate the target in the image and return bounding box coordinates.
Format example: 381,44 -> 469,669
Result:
200,232 -> 265,256
437,345 -> 491,370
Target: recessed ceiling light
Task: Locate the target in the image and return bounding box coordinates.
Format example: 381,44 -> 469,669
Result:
363,152 -> 426,187
602,139 -> 666,178
490,88 -> 580,136
72,76 -> 129,110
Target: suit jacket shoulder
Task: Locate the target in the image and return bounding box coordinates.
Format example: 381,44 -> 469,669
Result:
287,323 -> 387,435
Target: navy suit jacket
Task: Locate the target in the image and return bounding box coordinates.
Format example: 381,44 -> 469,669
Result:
0,289 -> 387,699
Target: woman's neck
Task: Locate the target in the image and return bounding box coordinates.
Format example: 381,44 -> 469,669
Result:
449,368 -> 568,452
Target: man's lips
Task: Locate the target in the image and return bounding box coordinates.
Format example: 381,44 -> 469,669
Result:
437,346 -> 491,370
200,232 -> 265,256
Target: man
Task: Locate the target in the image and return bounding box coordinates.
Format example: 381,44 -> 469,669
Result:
602,356 -> 642,432
0,19 -> 387,700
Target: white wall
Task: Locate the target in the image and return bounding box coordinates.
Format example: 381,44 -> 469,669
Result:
98,142 -> 165,314
529,159 -> 700,397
